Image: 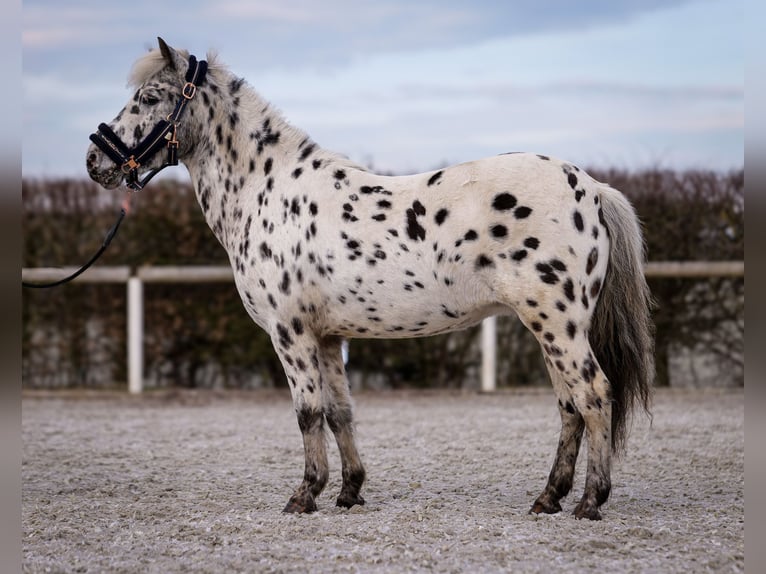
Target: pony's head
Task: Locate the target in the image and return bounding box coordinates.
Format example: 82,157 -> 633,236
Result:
86,38 -> 206,190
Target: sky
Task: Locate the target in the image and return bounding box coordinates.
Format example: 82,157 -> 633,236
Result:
22,0 -> 743,180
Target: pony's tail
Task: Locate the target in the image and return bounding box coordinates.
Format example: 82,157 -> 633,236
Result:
590,184 -> 655,456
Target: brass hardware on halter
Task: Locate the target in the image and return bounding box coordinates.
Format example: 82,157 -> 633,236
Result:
167,125 -> 179,165
182,82 -> 197,100
121,156 -> 140,173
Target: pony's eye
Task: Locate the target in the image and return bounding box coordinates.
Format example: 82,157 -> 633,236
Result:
141,94 -> 160,106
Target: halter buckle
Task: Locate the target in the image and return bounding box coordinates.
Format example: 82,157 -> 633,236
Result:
121,156 -> 140,174
182,82 -> 197,100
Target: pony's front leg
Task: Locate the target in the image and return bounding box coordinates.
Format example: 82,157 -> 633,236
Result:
271,325 -> 329,514
318,336 -> 366,508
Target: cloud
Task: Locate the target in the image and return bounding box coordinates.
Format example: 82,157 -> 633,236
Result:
23,74 -> 126,104
22,5 -> 136,49
21,0 -> 742,176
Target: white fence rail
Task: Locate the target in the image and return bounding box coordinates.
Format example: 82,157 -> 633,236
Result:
22,261 -> 745,393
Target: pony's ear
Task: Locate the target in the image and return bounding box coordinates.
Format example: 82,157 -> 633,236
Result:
158,37 -> 177,71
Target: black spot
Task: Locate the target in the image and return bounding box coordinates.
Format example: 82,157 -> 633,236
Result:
309,202 -> 318,216
292,167 -> 303,179
291,317 -> 305,336
276,323 -> 294,349
586,247 -> 599,275
514,206 -> 532,219
549,259 -> 567,272
475,255 -> 495,269
526,299 -> 538,307
531,321 -> 543,332
299,144 -> 316,161
563,278 -> 575,302
229,77 -> 245,94
590,278 -> 602,298
556,301 -> 567,312
566,321 -> 577,339
268,294 -> 277,309
511,249 -> 528,262
435,208 -> 449,225
378,200 -> 392,209
279,271 -> 291,295
427,170 -> 443,186
567,172 -> 578,189
442,306 -> 459,319
573,210 -> 584,232
581,356 -> 597,383
264,157 -> 273,176
490,224 -> 508,238
312,159 -> 322,170
405,205 -> 426,241
523,237 -> 540,249
575,189 -> 585,202
536,263 -> 561,285
537,154 -> 550,161
464,230 -> 478,241
492,193 -> 517,211
372,214 -> 387,222
334,169 -> 346,180
259,242 -> 272,260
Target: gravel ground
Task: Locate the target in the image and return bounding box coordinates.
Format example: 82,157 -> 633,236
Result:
22,388 -> 743,573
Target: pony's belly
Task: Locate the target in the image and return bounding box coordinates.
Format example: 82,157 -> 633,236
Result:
324,300 -> 508,340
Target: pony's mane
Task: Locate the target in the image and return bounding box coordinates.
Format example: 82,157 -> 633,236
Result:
126,45 -> 366,173
127,47 -> 224,88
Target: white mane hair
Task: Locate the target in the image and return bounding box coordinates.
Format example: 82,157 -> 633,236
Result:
127,48 -> 225,88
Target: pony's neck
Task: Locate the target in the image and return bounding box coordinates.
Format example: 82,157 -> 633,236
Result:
189,72 -> 312,184
184,70 -> 315,246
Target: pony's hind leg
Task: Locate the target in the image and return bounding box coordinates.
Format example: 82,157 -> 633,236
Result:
271,324 -> 330,513
318,336 -> 366,508
569,356 -> 612,520
551,336 -> 613,520
521,310 -> 612,520
531,369 -> 584,514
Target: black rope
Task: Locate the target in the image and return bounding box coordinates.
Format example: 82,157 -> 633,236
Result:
22,207 -> 127,289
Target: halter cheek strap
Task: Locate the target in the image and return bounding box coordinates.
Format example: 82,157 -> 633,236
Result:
89,55 -> 208,191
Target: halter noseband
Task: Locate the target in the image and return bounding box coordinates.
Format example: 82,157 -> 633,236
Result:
89,55 -> 208,191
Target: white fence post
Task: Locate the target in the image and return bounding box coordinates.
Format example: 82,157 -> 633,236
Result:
481,316 -> 497,392
127,276 -> 144,394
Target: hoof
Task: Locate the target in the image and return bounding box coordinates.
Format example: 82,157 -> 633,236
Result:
573,500 -> 602,521
336,493 -> 365,509
283,494 -> 318,514
529,497 -> 562,515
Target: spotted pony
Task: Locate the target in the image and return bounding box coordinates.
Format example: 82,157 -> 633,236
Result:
87,39 -> 653,520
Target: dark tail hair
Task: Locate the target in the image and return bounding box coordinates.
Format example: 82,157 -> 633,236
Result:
590,184 -> 655,455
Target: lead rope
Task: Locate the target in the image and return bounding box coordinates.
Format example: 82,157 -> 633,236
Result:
22,194 -> 131,289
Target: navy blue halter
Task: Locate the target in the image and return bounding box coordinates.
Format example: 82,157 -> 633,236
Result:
89,55 -> 208,191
